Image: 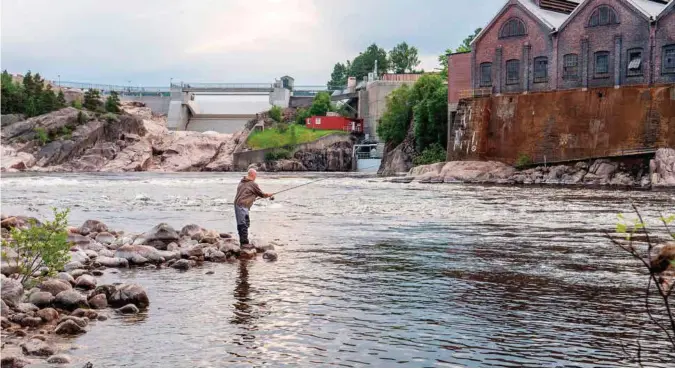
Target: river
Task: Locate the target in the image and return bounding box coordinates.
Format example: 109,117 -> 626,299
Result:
1,172 -> 674,367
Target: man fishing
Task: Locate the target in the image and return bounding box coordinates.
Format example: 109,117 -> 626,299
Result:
234,168 -> 273,247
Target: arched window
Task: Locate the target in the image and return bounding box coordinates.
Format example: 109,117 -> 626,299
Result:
500,18 -> 527,38
589,6 -> 618,27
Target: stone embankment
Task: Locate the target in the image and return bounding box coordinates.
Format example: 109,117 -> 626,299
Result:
249,140 -> 355,172
393,148 -> 675,189
0,103 -> 247,173
1,216 -> 276,367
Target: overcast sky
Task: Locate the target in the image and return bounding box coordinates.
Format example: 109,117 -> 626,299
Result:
1,0 -> 502,87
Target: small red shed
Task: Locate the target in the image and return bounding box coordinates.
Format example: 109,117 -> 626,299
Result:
305,116 -> 364,133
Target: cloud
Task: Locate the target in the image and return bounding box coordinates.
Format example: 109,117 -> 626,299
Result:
1,0 -> 503,85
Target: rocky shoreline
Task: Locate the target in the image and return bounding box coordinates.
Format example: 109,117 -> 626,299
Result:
391,148 -> 675,189
1,216 -> 275,367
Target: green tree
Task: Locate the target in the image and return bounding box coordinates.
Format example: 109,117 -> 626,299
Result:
439,28 -> 482,79
327,62 -> 349,89
269,105 -> 283,122
83,88 -> 103,111
411,74 -> 447,152
24,97 -> 38,117
389,42 -> 420,74
1,70 -> 26,114
56,90 -> 67,108
376,84 -> 412,146
350,43 -> 389,81
308,91 -> 333,117
294,107 -> 310,125
105,91 -> 121,113
1,208 -> 72,286
39,85 -> 58,115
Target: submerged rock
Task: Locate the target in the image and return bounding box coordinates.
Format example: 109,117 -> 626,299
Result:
79,220 -> 108,235
54,320 -> 87,335
87,294 -> 108,309
171,259 -> 191,270
21,338 -> 56,356
47,354 -> 72,364
117,303 -> 140,315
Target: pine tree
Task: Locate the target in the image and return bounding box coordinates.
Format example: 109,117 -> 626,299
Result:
104,91 -> 121,113
83,89 -> 102,111
39,85 -> 58,114
57,90 -> 66,108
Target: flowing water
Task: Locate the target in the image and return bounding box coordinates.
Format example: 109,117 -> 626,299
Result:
2,172 -> 674,367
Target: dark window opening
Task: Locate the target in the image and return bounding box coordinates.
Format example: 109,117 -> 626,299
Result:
500,18 -> 527,38
506,59 -> 520,85
534,57 -> 548,83
594,51 -> 610,77
627,49 -> 643,77
589,5 -> 618,27
480,63 -> 492,87
664,45 -> 675,74
563,54 -> 579,80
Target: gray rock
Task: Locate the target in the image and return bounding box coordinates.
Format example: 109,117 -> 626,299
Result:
36,308 -> 59,322
240,248 -> 256,259
20,316 -> 42,327
1,275 -> 24,306
205,271 -> 215,275
21,338 -> 56,356
57,315 -> 88,327
610,172 -> 635,186
108,283 -> 149,309
180,244 -> 205,258
262,250 -> 278,261
255,244 -> 275,253
96,256 -> 129,268
79,220 -> 108,235
97,249 -> 115,258
1,316 -> 12,328
71,308 -> 98,320
53,290 -> 87,311
75,275 -> 97,290
54,320 -> 87,335
57,272 -> 76,286
28,292 -> 54,308
92,270 -> 104,276
68,236 -> 94,253
87,294 -> 107,309
582,172 -> 609,185
84,250 -> 98,259
0,355 -> 29,368
205,249 -> 227,262
575,161 -> 589,170
116,303 -> 140,315
171,259 -> 191,270
1,299 -> 10,317
133,223 -> 179,250
178,236 -> 198,248
166,242 -> 179,251
114,244 -> 166,264
179,224 -> 203,240
91,284 -> 117,300
15,303 -> 39,313
63,260 -> 85,272
561,170 -> 586,184
47,354 -> 72,364
69,269 -> 91,279
9,312 -> 27,324
95,232 -> 116,245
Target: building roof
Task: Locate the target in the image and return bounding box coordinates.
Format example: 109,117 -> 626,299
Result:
558,0 -> 669,31
656,0 -> 674,19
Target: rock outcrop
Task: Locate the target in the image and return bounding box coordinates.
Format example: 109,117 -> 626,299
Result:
378,123 -> 415,176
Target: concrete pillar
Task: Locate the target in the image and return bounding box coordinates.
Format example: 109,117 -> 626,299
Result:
495,47 -> 503,95
523,43 -> 531,93
614,35 -> 622,87
581,38 -> 589,90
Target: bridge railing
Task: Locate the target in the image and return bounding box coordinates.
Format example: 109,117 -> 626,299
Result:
56,81 -> 169,93
180,83 -> 274,90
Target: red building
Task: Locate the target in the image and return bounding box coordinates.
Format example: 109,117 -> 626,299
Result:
306,116 -> 364,133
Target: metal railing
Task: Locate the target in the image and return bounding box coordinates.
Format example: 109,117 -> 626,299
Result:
56,81 -> 169,93
180,83 -> 274,90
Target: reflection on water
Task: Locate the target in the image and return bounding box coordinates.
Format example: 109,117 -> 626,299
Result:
1,172 -> 674,367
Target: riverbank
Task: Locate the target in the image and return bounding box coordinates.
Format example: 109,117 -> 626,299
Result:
1,215 -> 277,367
389,148 -> 675,189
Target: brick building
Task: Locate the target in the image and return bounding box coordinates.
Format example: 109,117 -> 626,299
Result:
447,0 -> 674,110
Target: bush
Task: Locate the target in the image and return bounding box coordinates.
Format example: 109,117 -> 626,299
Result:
264,149 -> 292,162
105,91 -> 121,113
77,110 -> 87,124
34,127 -> 50,145
269,105 -> 283,122
83,88 -> 103,111
1,208 -> 72,286
276,122 -> 289,133
294,107 -> 310,126
71,100 -> 83,109
515,153 -> 532,169
413,143 -> 447,165
103,112 -> 119,124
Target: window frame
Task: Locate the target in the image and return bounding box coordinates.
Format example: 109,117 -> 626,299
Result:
588,5 -> 618,27
499,18 -> 527,39
594,51 -> 610,78
664,44 -> 675,74
506,59 -> 520,85
563,54 -> 579,81
626,48 -> 643,77
533,56 -> 548,83
479,62 -> 492,87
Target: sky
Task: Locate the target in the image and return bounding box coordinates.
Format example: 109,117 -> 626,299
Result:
1,0 -> 503,87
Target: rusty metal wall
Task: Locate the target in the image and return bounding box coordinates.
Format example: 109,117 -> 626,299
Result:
448,85 -> 675,164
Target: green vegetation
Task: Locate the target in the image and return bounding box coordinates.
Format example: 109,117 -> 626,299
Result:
71,99 -> 83,109
269,105 -> 283,122
389,42 -> 421,74
515,153 -> 532,169
264,149 -> 292,162
1,208 -> 72,286
1,70 -> 67,117
248,125 -> 346,150
105,91 -> 121,113
413,143 -> 447,166
439,28 -> 482,79
308,91 -> 333,117
34,127 -> 49,145
83,88 -> 103,111
294,107 -> 311,125
377,74 -> 448,154
327,43 -> 390,87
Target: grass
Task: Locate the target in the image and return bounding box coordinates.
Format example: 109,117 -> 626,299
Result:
246,124 -> 346,150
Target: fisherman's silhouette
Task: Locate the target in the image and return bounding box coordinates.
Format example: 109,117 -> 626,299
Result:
230,260 -> 264,344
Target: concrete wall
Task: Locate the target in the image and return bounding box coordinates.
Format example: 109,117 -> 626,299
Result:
233,133 -> 350,170
447,85 -> 675,164
120,95 -> 171,115
186,117 -> 251,134
362,81 -> 414,141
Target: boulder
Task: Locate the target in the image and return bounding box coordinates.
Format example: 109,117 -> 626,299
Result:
1,316 -> 11,328
180,244 -> 205,258
14,303 -> 39,313
53,290 -> 87,311
84,250 -> 99,259
114,244 -> 166,264
205,248 -> 227,262
95,232 -> 116,245
108,283 -> 149,309
28,292 -> 54,308
0,355 -> 29,368
69,269 -> 91,279
589,159 -> 617,178
1,275 -> 24,306
87,294 -> 107,309
63,260 -> 85,272
200,229 -> 220,244
47,354 -> 72,364
71,308 -> 98,320
57,272 -> 76,286
133,223 -> 179,250
21,338 -> 55,356
610,172 -> 635,186
57,315 -> 88,327
20,316 -> 42,327
240,248 -> 256,259
79,220 -> 108,235
96,256 -> 129,268
97,249 -> 115,258
440,161 -> 516,182
651,148 -> 675,187
179,224 -> 203,240
67,235 -> 95,252
263,250 -> 278,261
54,320 -> 87,335
1,299 -> 10,316
171,259 -> 191,270
91,285 -> 117,300
116,303 -> 140,315
75,275 -> 97,290
36,308 -> 59,322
